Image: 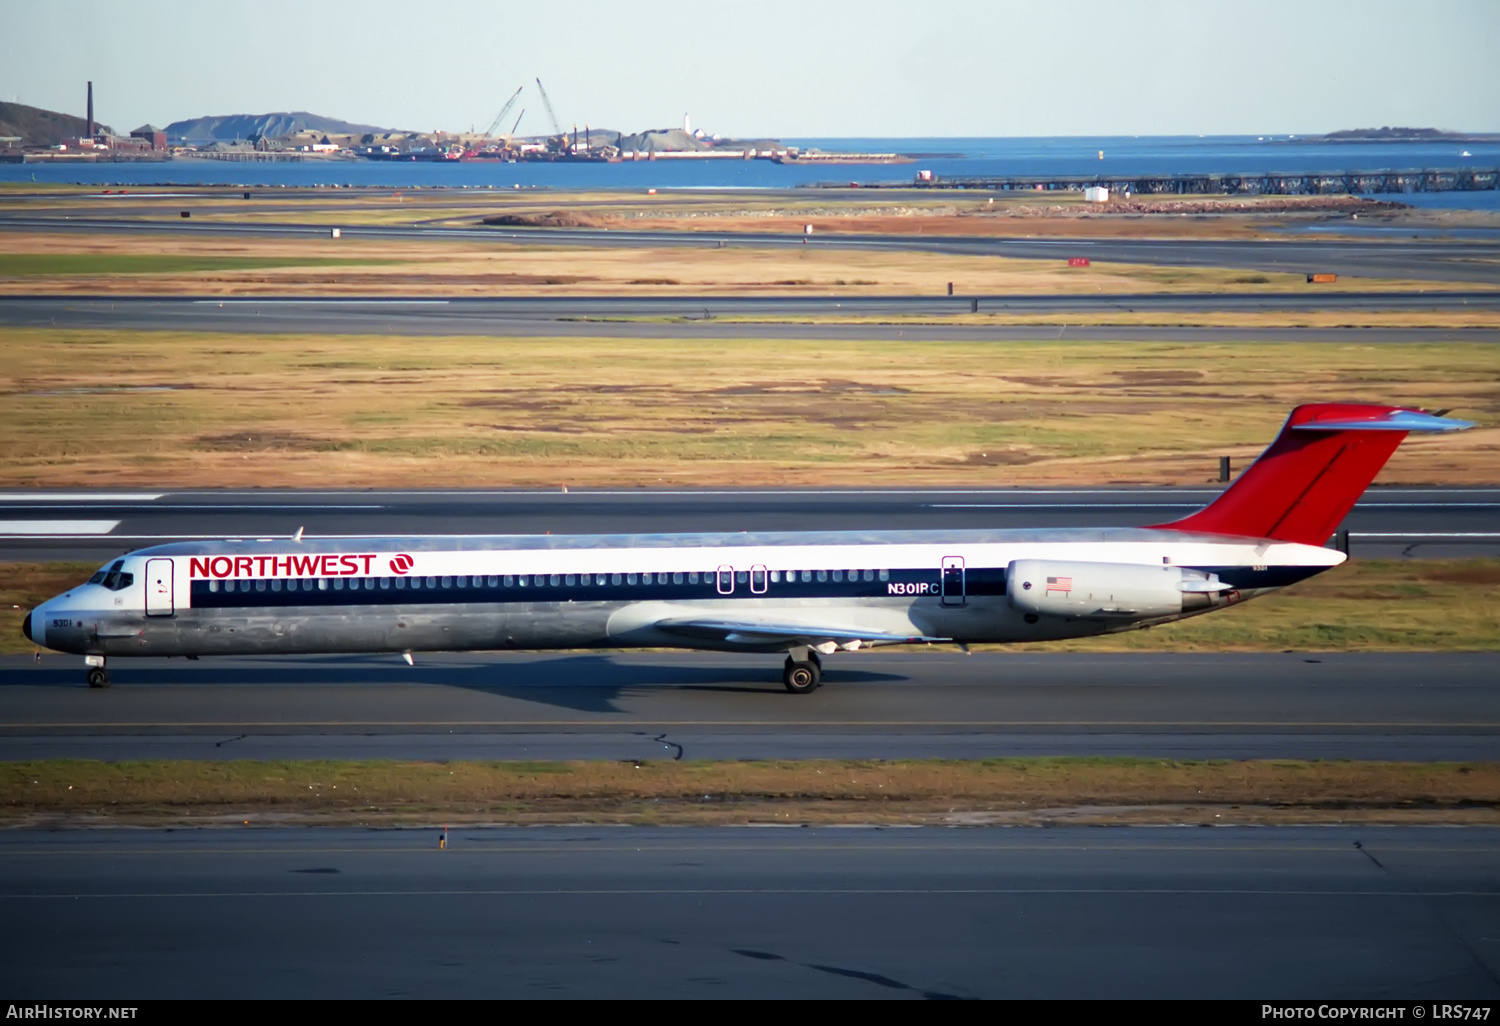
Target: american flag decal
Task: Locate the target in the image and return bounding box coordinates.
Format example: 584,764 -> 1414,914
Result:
1046,576 -> 1073,593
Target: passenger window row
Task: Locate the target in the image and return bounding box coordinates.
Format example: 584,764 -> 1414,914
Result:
204,568 -> 894,594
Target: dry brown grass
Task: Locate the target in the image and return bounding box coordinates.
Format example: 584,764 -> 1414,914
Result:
1,330 -> 1495,488
3,758 -> 1495,827
610,211 -> 1323,241
3,186 -> 1434,241
762,311 -> 1500,329
7,185 -> 1496,280
5,229 -> 1462,296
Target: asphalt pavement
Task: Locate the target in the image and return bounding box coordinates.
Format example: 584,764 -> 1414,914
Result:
4,651 -> 1496,762
2,487 -> 1495,561
5,211 -> 1500,282
5,293 -> 1500,336
1,826 -> 1496,998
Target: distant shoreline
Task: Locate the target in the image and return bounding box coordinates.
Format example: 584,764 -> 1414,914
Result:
1300,127 -> 1500,144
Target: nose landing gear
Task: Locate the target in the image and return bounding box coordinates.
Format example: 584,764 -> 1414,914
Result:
85,656 -> 110,689
782,647 -> 822,694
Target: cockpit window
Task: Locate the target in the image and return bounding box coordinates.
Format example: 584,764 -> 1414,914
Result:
88,560 -> 121,586
99,561 -> 133,591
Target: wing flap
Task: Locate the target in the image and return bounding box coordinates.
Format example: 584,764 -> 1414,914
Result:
655,617 -> 946,647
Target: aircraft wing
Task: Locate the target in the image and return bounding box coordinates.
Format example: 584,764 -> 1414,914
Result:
653,617 -> 947,648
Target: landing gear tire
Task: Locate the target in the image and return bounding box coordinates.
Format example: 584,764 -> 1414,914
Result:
86,668 -> 111,689
783,657 -> 821,694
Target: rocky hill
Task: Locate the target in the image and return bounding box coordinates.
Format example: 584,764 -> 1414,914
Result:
0,101 -> 112,147
164,111 -> 387,143
615,127 -> 784,153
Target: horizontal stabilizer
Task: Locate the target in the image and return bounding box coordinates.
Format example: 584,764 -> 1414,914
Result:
1291,409 -> 1474,433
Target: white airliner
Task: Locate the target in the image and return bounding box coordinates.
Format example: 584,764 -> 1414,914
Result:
24,403 -> 1471,692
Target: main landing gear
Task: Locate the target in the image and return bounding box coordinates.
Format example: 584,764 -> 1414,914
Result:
782,647 -> 822,694
85,656 -> 110,689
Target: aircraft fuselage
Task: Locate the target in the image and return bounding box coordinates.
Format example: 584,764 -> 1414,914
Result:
27,526 -> 1340,660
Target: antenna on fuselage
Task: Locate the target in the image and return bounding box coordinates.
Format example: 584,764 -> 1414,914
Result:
292,526 -> 304,543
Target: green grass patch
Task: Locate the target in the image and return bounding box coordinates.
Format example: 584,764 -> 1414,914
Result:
2,757 -> 1494,826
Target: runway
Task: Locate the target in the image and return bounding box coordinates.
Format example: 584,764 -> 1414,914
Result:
6,293 -> 1500,336
4,651 -> 1497,762
2,487 -> 1496,561
1,826 -> 1496,998
3,213 -> 1499,282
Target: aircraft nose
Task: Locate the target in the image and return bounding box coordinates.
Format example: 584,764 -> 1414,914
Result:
21,612 -> 32,643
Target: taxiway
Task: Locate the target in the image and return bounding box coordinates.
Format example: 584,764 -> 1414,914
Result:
1,826 -> 1495,998
3,214 -> 1499,283
3,651 -> 1497,762
2,487 -> 1495,561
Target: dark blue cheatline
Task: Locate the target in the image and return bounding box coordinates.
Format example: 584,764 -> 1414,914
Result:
188,566 -> 1017,609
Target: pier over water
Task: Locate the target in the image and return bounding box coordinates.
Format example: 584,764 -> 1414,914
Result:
911,168 -> 1500,196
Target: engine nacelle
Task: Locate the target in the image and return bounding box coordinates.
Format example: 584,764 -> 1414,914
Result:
1006,559 -> 1229,621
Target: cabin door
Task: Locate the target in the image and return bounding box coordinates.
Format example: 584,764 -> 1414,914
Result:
144,558 -> 175,617
940,556 -> 966,607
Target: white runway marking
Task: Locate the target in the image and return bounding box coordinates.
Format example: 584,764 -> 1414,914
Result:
1351,532 -> 1500,539
0,520 -> 119,535
929,503 -> 1196,509
0,493 -> 161,502
2,504 -> 384,511
931,502 -> 1500,509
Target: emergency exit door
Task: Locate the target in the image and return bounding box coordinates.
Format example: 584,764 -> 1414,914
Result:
940,556 -> 966,606
144,558 -> 174,616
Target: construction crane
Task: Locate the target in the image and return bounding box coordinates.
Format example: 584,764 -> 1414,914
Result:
534,77 -> 564,144
483,86 -> 524,139
507,108 -> 525,140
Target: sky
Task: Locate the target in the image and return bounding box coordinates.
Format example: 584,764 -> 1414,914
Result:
3,0 -> 1498,138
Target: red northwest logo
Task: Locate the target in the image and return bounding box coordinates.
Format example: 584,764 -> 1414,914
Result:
389,554 -> 415,575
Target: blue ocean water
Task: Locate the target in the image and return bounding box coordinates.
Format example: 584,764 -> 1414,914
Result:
4,135 -> 1498,207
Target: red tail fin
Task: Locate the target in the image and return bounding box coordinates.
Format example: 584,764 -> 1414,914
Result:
1151,403 -> 1472,545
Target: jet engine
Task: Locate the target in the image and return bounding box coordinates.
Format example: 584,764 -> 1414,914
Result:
1006,559 -> 1231,621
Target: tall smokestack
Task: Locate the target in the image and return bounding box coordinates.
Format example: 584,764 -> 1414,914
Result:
86,81 -> 93,138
